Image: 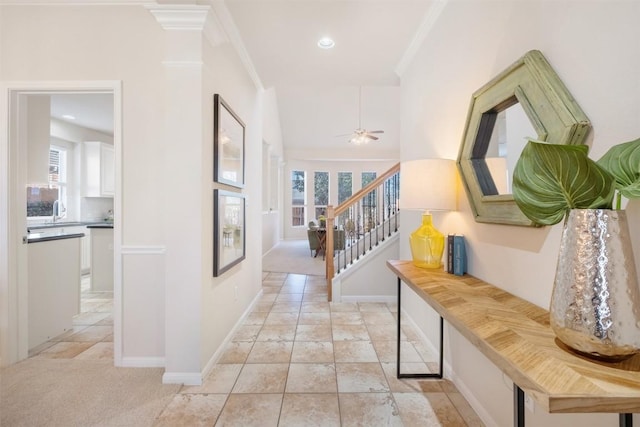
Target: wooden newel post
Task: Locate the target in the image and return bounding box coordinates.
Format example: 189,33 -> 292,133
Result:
326,205 -> 335,301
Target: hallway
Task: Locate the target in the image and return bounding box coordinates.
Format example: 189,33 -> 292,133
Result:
154,272 -> 484,426
2,272 -> 483,426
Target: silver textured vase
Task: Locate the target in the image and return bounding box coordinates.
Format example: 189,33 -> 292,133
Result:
550,209 -> 640,361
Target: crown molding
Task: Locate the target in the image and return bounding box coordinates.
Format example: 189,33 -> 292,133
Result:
395,0 -> 448,78
209,0 -> 263,91
2,0 -> 263,91
0,0 -> 148,4
146,4 -> 209,31
145,2 -> 261,89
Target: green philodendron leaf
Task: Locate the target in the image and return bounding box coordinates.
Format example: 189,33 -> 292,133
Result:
512,140 -> 616,226
596,137 -> 640,200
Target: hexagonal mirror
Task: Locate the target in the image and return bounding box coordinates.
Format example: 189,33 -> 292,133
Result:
457,50 -> 591,226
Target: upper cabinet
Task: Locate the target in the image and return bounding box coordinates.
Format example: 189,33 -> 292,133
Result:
100,144 -> 115,196
81,141 -> 115,198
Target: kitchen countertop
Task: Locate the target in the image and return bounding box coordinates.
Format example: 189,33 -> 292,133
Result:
26,221 -> 111,244
28,221 -> 112,231
27,230 -> 85,244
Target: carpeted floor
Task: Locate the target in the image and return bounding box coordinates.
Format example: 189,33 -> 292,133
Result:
0,358 -> 180,426
262,239 -> 325,276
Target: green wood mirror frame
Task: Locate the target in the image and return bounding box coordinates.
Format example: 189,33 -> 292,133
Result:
456,50 -> 591,226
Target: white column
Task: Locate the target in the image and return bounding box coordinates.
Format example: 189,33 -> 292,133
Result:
148,4 -> 210,384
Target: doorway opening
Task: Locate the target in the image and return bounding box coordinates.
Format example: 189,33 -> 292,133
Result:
0,82 -> 122,367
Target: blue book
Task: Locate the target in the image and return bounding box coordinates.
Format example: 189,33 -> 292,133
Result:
453,235 -> 467,276
447,234 -> 454,274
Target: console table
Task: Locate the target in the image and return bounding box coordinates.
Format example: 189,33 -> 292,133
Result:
387,260 -> 640,427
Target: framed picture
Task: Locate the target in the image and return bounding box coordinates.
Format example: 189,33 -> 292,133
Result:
214,94 -> 245,188
214,189 -> 246,276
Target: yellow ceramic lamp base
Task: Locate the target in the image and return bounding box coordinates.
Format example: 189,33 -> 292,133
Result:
409,212 -> 444,269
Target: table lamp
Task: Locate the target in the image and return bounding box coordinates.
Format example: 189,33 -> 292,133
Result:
400,159 -> 456,269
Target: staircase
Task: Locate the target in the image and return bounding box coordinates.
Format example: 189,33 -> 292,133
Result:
324,163 -> 400,301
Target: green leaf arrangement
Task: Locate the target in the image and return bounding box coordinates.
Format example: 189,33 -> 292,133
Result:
597,138 -> 640,207
512,137 -> 640,226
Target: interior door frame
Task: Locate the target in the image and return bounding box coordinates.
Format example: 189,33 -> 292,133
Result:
0,81 -> 123,366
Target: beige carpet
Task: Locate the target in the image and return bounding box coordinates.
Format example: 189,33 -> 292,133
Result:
262,239 -> 325,276
0,358 -> 180,426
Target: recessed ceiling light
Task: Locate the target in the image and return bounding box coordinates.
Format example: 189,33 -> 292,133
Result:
317,37 -> 335,49
62,114 -> 76,120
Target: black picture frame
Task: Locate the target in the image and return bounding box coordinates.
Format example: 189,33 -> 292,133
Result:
214,94 -> 245,188
214,189 -> 246,276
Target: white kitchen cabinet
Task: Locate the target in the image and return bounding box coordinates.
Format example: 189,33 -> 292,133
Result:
81,231 -> 91,274
69,226 -> 91,274
90,227 -> 113,292
82,141 -> 115,197
100,144 -> 115,196
29,225 -> 91,274
28,236 -> 81,350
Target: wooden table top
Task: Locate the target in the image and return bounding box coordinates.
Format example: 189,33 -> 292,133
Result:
387,260 -> 640,414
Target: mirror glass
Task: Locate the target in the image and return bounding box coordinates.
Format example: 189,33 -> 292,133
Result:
457,50 -> 591,226
482,102 -> 537,195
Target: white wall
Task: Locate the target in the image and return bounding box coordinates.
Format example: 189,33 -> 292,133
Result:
283,159 -> 398,239
261,87 -> 284,253
337,234 -> 400,301
0,4 -> 167,366
0,3 -> 274,382
399,1 -> 640,425
199,38 -> 263,374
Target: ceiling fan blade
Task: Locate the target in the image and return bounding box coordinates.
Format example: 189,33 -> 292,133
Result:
366,135 -> 379,141
367,130 -> 384,134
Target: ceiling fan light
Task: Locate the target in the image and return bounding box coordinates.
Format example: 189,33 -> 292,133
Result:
350,134 -> 369,145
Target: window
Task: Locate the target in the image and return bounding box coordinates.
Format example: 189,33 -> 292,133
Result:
338,172 -> 352,204
362,172 -> 377,229
27,146 -> 67,218
362,171 -> 376,187
291,170 -> 305,226
314,171 -> 328,220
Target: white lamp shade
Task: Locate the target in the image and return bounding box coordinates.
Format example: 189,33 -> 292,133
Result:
400,159 -> 457,211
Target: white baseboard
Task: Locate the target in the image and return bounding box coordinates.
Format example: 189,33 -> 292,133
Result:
162,372 -> 202,386
118,356 -> 165,368
160,289 -> 265,386
402,311 -> 498,427
200,288 -> 265,379
340,295 -> 396,304
448,368 -> 500,427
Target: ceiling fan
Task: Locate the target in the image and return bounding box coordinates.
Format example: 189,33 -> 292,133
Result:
336,87 -> 384,145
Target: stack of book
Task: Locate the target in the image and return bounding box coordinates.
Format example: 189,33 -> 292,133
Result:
446,234 -> 467,276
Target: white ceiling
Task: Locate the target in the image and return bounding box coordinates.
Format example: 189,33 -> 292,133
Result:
226,0 -> 435,158
50,93 -> 113,136
49,1 -> 436,158
225,0 -> 432,88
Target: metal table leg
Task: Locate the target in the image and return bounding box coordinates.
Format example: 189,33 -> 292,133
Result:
620,413 -> 633,427
514,385 -> 525,427
396,278 -> 443,379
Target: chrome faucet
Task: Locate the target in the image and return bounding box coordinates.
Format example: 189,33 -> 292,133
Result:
52,200 -> 61,223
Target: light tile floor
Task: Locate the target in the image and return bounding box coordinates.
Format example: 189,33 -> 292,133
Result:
155,272 -> 485,426
28,275 -> 114,360
26,272 -> 484,425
